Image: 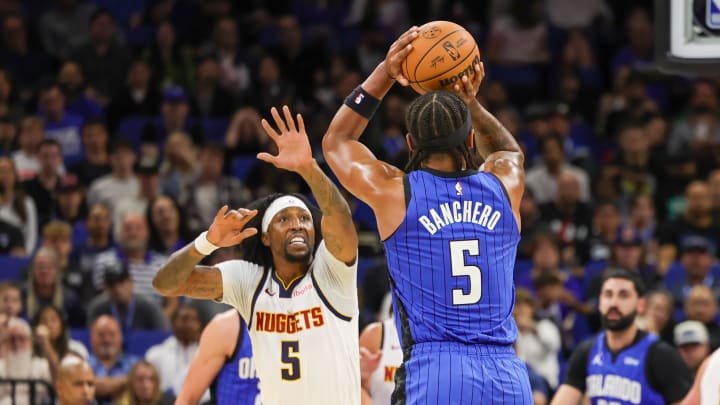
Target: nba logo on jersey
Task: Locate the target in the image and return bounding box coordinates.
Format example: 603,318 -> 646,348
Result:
707,0 -> 720,28
455,181 -> 463,196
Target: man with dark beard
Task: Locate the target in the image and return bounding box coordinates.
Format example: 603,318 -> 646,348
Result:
552,268 -> 693,405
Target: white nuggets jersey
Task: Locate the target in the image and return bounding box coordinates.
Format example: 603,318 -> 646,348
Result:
701,348 -> 720,405
217,241 -> 360,405
368,319 -> 403,405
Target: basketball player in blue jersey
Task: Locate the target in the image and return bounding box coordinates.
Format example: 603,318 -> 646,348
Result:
176,309 -> 259,405
323,26 -> 531,404
552,268 -> 692,405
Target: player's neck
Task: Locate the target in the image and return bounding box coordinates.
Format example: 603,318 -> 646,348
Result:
606,323 -> 639,353
422,153 -> 465,172
273,261 -> 308,288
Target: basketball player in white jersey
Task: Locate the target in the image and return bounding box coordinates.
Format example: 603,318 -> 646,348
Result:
680,347 -> 720,405
152,106 -> 360,405
359,317 -> 403,405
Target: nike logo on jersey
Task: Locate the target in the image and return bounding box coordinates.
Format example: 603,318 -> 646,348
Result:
265,287 -> 276,296
255,307 -> 325,334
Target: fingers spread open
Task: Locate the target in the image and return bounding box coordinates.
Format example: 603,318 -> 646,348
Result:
261,118 -> 280,141
271,107 -> 288,134
282,105 -> 297,133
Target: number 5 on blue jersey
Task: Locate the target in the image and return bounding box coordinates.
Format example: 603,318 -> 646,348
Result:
450,239 -> 482,305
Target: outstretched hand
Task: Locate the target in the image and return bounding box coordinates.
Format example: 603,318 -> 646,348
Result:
257,105 -> 314,173
451,63 -> 485,105
384,26 -> 420,86
206,206 -> 258,247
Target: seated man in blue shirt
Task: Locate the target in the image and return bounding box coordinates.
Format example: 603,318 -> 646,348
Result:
87,315 -> 138,404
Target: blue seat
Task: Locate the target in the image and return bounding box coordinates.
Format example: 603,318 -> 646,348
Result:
69,328 -> 90,350
201,118 -> 230,143
116,116 -> 154,149
0,255 -> 31,281
125,331 -> 172,357
230,156 -> 257,181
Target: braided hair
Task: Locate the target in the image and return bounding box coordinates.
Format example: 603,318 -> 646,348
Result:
404,91 -> 478,172
238,193 -> 323,268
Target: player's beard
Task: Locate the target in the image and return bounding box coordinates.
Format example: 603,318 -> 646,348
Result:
284,248 -> 312,264
6,348 -> 33,378
601,309 -> 637,331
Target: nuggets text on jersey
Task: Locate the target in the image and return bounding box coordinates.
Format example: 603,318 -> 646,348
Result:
255,307 -> 325,334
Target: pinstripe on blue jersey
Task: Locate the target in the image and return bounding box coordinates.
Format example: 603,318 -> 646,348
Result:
210,314 -> 260,405
383,168 -> 520,346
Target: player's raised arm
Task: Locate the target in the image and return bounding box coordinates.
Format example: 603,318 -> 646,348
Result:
152,206 -> 258,299
321,27 -> 419,209
450,64 -> 525,217
258,106 -> 357,264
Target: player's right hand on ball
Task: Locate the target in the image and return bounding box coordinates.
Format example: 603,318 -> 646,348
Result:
385,26 -> 420,86
452,62 -> 485,105
207,205 -> 258,247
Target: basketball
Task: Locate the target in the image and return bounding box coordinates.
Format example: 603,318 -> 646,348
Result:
401,21 -> 481,95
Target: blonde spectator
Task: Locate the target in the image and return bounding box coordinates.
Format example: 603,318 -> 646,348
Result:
0,282 -> 22,319
113,360 -> 172,405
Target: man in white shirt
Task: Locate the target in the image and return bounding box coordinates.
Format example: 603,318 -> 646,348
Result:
145,304 -> 203,398
0,318 -> 51,405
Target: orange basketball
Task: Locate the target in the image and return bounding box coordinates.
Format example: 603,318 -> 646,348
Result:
401,21 -> 481,95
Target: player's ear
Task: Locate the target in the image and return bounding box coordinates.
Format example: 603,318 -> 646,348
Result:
405,133 -> 415,151
261,231 -> 270,247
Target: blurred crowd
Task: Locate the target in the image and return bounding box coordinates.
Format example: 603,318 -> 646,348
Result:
0,0 -> 718,403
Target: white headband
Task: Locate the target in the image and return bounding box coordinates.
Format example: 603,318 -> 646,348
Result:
261,196 -> 313,233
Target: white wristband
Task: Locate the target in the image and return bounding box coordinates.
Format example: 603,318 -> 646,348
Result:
194,231 -> 219,256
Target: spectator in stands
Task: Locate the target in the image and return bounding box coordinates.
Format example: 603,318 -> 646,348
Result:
55,174 -> 85,238
0,282 -> 22,318
539,171 -> 593,265
637,289 -> 675,342
0,17 -> 52,102
710,169 -> 720,222
146,86 -> 199,144
612,8 -> 655,73
252,53 -> 295,117
22,139 -> 65,228
87,260 -> 169,331
55,354 -> 95,405
627,194 -> 657,243
24,247 -> 85,327
143,21 -> 194,90
685,285 -> 720,351
0,317 -> 51,404
666,236 -> 720,315
179,142 -> 251,235
40,220 -> 87,297
526,136 -> 591,204
71,8 -> 131,104
199,17 -> 252,98
669,107 -> 720,178
33,305 -> 89,362
88,315 -> 138,405
0,218 -> 24,256
612,227 -> 659,290
224,106 -> 272,157
106,60 -> 160,131
113,155 -> 161,231
87,139 -> 139,214
190,56 -> 236,118
116,360 -> 173,405
73,203 -> 113,276
57,61 -> 103,121
0,156 -> 38,253
145,304 -> 202,397
0,115 -> 16,155
587,202 -> 621,262
68,121 -> 111,187
657,180 -> 720,273
675,320 -> 712,376
0,70 -> 18,124
159,131 -> 196,199
11,117 -> 44,181
38,83 -> 85,164
147,195 -> 189,254
514,288 -> 561,388
38,0 -> 96,59
92,211 -> 172,316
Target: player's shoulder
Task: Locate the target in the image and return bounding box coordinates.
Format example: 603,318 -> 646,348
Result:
202,310 -> 241,353
359,321 -> 383,352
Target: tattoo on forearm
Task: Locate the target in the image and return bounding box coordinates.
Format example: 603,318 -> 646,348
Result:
303,163 -> 352,218
470,102 -> 523,162
153,243 -> 204,293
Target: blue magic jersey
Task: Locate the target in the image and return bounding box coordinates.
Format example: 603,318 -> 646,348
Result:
383,168 -> 520,345
586,332 -> 663,405
210,313 -> 260,405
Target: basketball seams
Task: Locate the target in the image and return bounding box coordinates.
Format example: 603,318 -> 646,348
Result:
410,28 -> 464,82
417,42 -> 478,83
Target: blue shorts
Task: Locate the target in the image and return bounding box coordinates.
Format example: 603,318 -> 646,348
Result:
392,342 -> 533,405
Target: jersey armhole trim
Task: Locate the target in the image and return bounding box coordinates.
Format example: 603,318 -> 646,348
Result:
226,311 -> 244,363
310,270 -> 352,322
247,267 -> 269,330
485,171 -> 513,207
380,175 -> 411,243
380,322 -> 385,351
